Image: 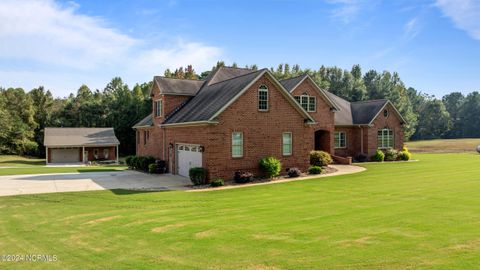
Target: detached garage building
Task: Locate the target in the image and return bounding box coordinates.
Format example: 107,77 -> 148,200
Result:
44,128 -> 120,165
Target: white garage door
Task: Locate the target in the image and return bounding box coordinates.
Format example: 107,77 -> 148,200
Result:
51,148 -> 80,163
177,144 -> 202,177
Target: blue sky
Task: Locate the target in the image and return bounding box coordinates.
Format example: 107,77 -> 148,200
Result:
0,0 -> 479,97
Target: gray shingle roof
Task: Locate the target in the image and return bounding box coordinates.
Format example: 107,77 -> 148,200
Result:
44,128 -> 120,147
154,76 -> 204,95
351,100 -> 389,124
326,92 -> 390,125
326,92 -> 353,125
206,66 -> 255,85
132,114 -> 153,128
164,69 -> 265,124
280,75 -> 307,91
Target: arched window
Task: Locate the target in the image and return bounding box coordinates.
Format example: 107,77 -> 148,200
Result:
258,85 -> 268,111
377,128 -> 394,149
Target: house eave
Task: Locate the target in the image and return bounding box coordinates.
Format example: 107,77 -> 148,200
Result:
159,120 -> 219,128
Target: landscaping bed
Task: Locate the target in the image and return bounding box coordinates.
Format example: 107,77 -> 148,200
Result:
190,165 -> 338,189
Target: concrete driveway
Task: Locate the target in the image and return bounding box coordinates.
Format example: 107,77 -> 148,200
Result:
0,170 -> 191,197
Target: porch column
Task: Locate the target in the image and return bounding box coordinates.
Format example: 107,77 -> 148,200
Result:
45,147 -> 48,164
116,145 -> 119,164
82,146 -> 85,163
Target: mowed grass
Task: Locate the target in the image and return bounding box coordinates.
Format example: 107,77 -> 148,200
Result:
407,138 -> 480,153
0,155 -> 126,175
1,153 -> 480,269
0,155 -> 45,167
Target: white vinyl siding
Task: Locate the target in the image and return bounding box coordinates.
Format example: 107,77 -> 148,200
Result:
334,131 -> 346,148
377,129 -> 394,149
155,100 -> 162,117
282,132 -> 292,156
258,85 -> 268,111
232,132 -> 243,157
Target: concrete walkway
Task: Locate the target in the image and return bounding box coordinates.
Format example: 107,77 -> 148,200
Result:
0,170 -> 191,197
189,164 -> 366,192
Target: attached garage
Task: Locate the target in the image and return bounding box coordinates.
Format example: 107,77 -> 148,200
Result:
176,144 -> 202,177
50,148 -> 81,163
44,127 -> 120,165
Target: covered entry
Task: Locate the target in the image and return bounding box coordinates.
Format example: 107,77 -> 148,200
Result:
176,144 -> 202,177
314,129 -> 331,152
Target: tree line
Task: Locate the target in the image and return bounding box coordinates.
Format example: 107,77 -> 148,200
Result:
1,61 -> 478,157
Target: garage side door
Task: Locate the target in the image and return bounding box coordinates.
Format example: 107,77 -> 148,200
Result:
177,145 -> 202,177
51,148 -> 80,163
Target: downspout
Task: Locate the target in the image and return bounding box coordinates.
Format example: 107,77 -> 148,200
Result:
359,125 -> 364,154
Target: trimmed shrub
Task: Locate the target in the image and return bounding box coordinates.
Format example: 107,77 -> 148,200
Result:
189,167 -> 207,185
131,156 -> 139,169
398,146 -> 412,161
308,166 -> 323,174
355,153 -> 368,163
384,149 -> 398,161
148,163 -> 157,174
125,155 -> 135,168
309,151 -> 333,167
259,156 -> 282,178
371,149 -> 385,162
210,178 -> 224,187
234,171 -> 254,183
287,167 -> 301,178
136,156 -> 156,171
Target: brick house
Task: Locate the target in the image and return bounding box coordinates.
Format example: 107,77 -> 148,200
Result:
133,67 -> 405,179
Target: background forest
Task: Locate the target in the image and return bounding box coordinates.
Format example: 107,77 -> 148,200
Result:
1,61 -> 479,157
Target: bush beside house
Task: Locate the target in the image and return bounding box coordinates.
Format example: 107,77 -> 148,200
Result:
310,151 -> 332,167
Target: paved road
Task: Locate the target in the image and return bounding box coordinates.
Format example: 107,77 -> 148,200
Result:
0,170 -> 191,197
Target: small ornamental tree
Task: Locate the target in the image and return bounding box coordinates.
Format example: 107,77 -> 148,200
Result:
259,156 -> 282,178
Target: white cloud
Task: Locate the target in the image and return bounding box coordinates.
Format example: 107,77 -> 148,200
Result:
326,0 -> 379,24
436,0 -> 480,40
404,17 -> 421,40
0,0 -> 223,95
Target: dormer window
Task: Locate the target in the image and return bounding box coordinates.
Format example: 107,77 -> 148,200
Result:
155,100 -> 162,117
258,85 -> 268,111
383,109 -> 389,118
294,94 -> 316,112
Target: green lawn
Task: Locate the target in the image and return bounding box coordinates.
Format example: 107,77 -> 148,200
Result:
0,155 -> 45,167
0,155 -> 127,175
1,153 -> 480,269
407,138 -> 480,153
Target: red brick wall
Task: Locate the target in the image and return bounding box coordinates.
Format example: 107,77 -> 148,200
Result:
334,127 -> 361,157
158,74 -> 315,180
365,103 -> 404,157
290,79 -> 335,154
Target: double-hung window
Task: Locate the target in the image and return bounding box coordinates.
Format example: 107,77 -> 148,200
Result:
155,100 -> 162,117
294,94 -> 316,112
334,131 -> 346,148
232,132 -> 243,157
258,85 -> 268,111
377,129 -> 394,148
282,132 -> 292,156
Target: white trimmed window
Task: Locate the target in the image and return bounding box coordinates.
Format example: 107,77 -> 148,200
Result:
258,85 -> 268,111
294,94 -> 316,112
155,100 -> 162,117
334,131 -> 346,148
232,132 -> 243,158
282,132 -> 292,156
377,129 -> 394,149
